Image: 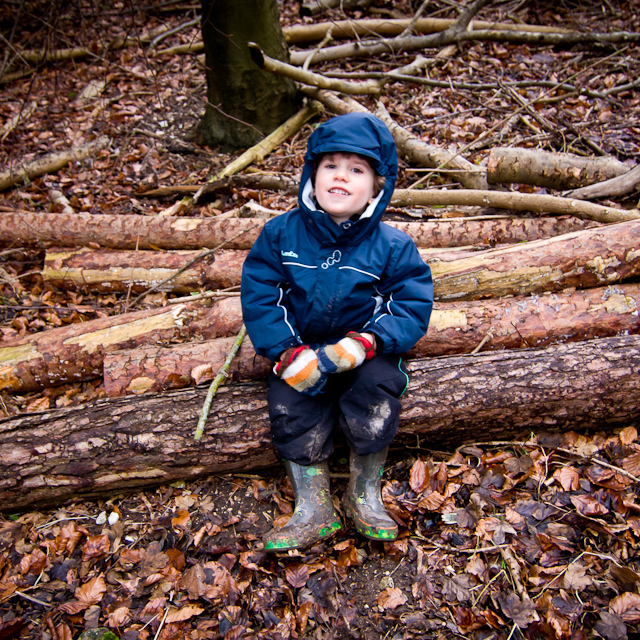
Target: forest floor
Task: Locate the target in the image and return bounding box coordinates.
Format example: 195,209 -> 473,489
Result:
1,0 -> 640,638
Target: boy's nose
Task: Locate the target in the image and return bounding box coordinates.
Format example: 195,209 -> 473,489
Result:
334,165 -> 348,180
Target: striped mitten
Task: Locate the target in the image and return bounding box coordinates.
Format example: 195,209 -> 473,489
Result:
317,332 -> 376,374
274,346 -> 327,395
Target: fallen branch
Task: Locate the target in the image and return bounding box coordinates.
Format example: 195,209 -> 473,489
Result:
192,100 -> 323,203
487,148 -> 630,190
140,173 -> 299,199
0,101 -> 37,142
281,17 -> 573,45
391,189 -> 640,224
194,325 -> 247,441
6,25 -> 172,71
375,102 -> 489,190
289,20 -> 640,67
0,136 -> 110,191
299,0 -> 372,17
249,43 -> 383,95
566,163 -> 640,200
2,334 -> 640,511
156,16 -> 574,56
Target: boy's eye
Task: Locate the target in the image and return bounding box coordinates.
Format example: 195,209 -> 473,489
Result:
352,167 -> 363,173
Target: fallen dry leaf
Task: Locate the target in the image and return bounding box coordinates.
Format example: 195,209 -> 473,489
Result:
377,587 -> 407,610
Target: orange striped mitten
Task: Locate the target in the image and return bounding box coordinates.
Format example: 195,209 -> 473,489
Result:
274,346 -> 327,395
317,332 -> 376,374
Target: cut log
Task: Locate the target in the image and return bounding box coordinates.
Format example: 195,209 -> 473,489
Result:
430,218 -> 640,301
103,283 -> 640,396
486,148 -> 630,190
42,246 -> 491,295
104,334 -> 270,396
43,247 -> 246,294
0,297 -> 241,393
44,219 -> 640,301
0,210 -> 597,251
123,284 -> 640,392
2,334 -> 639,511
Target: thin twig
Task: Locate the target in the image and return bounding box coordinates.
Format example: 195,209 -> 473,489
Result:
126,225 -> 258,309
194,324 -> 247,440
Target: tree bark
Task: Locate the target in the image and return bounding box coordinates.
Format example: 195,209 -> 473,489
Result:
487,148 -> 630,190
2,334 -> 639,511
197,0 -> 299,148
102,283 -> 640,397
43,219 -> 640,301
0,210 -> 597,251
0,297 -> 242,393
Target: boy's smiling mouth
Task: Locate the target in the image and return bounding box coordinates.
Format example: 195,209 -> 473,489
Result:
328,188 -> 350,196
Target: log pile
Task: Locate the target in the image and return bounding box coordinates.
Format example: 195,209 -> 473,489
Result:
1,95 -> 640,511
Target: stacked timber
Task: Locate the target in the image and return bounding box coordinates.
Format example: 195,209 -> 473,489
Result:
0,204 -> 639,511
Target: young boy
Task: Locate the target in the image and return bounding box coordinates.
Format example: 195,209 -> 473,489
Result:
241,112 -> 433,551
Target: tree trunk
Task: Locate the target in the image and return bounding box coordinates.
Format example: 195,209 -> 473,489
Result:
2,334 -> 639,511
103,283 -> 640,397
197,0 -> 299,148
486,147 -> 630,190
43,219 -> 640,301
0,210 -> 597,251
0,298 -> 242,393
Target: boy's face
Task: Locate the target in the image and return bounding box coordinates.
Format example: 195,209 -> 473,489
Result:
314,152 -> 376,224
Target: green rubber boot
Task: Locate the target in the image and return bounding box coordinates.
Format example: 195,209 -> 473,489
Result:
264,460 -> 341,552
343,447 -> 398,541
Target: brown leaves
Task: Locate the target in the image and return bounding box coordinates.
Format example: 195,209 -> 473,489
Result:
377,587 -> 407,610
497,593 -> 538,628
59,576 -> 106,614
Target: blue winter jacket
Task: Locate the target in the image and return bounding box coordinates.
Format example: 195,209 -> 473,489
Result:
241,112 -> 433,363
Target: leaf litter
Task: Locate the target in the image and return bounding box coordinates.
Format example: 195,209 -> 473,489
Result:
1,0 -> 640,638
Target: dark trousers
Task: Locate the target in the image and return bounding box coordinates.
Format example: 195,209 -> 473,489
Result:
267,355 -> 409,465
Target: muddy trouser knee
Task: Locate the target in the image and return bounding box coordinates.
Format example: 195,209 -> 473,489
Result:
267,372 -> 338,465
336,355 -> 408,455
268,356 -> 408,463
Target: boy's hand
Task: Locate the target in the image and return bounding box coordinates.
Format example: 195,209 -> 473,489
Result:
274,345 -> 326,395
317,332 -> 376,374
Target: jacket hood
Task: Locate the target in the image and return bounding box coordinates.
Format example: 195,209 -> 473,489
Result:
298,112 -> 398,245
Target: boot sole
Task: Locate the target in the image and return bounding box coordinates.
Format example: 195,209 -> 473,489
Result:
264,519 -> 342,552
344,499 -> 398,541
